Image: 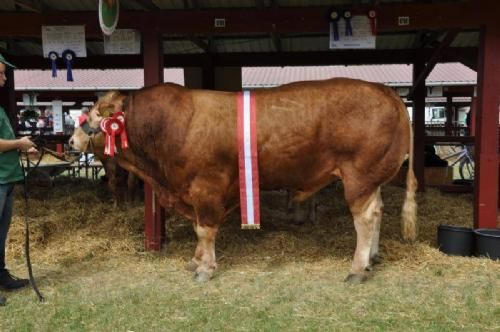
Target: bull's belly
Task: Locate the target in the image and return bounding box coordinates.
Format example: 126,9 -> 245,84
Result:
258,161 -> 339,194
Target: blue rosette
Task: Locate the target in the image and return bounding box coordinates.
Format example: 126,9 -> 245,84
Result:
329,10 -> 340,41
62,49 -> 76,82
343,10 -> 353,37
48,51 -> 58,78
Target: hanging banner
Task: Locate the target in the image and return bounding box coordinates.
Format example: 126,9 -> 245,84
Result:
42,26 -> 87,58
52,100 -> 63,134
329,16 -> 376,49
104,29 -> 141,54
237,91 -> 261,230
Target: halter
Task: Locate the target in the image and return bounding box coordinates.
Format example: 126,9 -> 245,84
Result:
80,121 -> 101,136
82,112 -> 129,157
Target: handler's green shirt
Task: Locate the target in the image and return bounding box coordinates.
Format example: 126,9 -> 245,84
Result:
0,106 -> 23,184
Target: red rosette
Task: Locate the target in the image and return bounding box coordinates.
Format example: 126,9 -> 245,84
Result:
112,111 -> 129,149
103,118 -> 123,156
367,9 -> 377,35
100,118 -> 110,155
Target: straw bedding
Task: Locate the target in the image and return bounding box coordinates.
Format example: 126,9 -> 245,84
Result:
6,178 -> 491,275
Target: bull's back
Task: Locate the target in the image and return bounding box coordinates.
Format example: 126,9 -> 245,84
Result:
253,78 -> 410,189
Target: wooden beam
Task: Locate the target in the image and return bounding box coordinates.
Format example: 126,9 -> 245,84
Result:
0,2 -> 496,38
412,30 -> 441,49
188,0 -> 200,9
424,136 -> 475,145
443,85 -> 475,97
271,32 -> 281,52
408,29 -> 459,99
10,48 -> 477,69
474,23 -> 500,229
255,0 -> 265,9
14,0 -> 41,13
130,0 -> 160,11
413,55 -> 426,191
142,27 -> 165,251
187,35 -> 209,53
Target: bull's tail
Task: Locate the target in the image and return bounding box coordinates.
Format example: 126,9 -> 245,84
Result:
401,116 -> 417,242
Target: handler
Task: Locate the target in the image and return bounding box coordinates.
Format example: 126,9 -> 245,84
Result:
0,54 -> 36,306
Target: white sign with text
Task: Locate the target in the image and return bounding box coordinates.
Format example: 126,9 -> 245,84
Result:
330,16 -> 376,49
42,25 -> 87,58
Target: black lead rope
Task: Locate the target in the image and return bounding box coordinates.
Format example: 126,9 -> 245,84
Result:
20,140 -> 46,303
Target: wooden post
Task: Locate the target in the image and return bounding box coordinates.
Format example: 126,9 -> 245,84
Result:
413,56 -> 426,192
474,24 -> 500,229
202,55 -> 215,89
142,28 -> 166,250
445,95 -> 453,136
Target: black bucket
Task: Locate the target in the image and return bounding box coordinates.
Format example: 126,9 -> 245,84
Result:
437,225 -> 474,256
473,229 -> 500,260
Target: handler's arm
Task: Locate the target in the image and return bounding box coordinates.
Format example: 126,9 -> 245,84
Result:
0,136 -> 35,152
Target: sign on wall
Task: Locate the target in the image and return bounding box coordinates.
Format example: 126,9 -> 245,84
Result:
104,29 -> 141,54
330,16 -> 376,49
42,26 -> 87,58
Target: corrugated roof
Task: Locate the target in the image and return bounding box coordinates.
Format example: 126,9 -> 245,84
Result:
13,63 -> 476,91
242,63 -> 476,88
14,69 -> 185,91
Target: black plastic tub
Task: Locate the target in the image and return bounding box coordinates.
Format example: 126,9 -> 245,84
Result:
474,229 -> 500,260
437,225 -> 474,256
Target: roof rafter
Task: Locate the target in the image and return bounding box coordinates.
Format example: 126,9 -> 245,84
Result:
14,0 -> 43,13
11,48 -> 477,69
0,2 -> 495,38
409,29 -> 460,99
130,0 -> 160,11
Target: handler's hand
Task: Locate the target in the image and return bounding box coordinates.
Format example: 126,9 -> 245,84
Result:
27,146 -> 39,155
17,136 -> 36,152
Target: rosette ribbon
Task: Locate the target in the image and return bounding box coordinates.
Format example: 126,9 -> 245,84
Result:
101,118 -> 123,157
329,10 -> 340,41
48,51 -> 58,78
62,49 -> 76,82
368,10 -> 377,35
343,11 -> 353,37
112,111 -> 129,149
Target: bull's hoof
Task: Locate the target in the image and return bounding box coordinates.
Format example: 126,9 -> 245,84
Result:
193,271 -> 212,282
185,260 -> 199,272
370,254 -> 383,266
344,273 -> 368,284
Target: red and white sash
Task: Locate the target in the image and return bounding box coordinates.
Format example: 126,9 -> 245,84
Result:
237,91 -> 260,229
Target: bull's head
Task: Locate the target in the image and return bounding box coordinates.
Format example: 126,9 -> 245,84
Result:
68,91 -> 126,152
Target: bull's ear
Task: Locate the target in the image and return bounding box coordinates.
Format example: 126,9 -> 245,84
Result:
98,102 -> 115,117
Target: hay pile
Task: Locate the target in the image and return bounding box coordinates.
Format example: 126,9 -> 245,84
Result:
8,179 -> 144,267
6,178 -> 484,274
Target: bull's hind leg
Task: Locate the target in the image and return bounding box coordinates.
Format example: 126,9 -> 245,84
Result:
369,188 -> 383,267
343,184 -> 381,284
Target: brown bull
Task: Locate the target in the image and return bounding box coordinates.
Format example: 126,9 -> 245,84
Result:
70,78 -> 417,283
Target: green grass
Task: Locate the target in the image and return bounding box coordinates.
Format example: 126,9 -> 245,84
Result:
1,257 -> 498,331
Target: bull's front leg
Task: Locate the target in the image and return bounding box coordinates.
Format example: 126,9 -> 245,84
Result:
190,223 -> 220,282
186,174 -> 229,282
